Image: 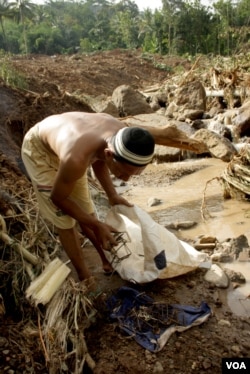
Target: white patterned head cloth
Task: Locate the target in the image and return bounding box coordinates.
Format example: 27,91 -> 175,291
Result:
112,127 -> 155,166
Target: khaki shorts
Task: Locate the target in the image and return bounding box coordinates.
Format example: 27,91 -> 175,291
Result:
21,124 -> 94,229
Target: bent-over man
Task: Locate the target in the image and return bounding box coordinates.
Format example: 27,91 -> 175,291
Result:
21,112 -> 155,281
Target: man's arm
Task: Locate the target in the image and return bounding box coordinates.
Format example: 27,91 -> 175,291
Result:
91,160 -> 132,206
50,159 -> 118,249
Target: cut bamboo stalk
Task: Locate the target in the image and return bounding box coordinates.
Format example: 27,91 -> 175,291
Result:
26,257 -> 64,296
205,88 -> 250,97
26,258 -> 71,305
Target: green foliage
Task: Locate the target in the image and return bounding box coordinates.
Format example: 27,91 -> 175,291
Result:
140,52 -> 154,61
0,0 -> 248,56
0,54 -> 27,89
153,61 -> 173,71
27,24 -> 65,54
80,37 -> 94,53
142,36 -> 159,54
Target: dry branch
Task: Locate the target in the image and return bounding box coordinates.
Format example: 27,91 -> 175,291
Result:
0,214 -> 40,265
179,55 -> 202,86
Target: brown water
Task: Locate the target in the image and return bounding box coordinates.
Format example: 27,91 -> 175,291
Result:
123,158 -> 250,317
223,262 -> 250,317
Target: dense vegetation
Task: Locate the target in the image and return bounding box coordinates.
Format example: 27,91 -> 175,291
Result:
0,0 -> 249,56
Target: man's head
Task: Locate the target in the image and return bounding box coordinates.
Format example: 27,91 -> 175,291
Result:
112,127 -> 155,166
105,126 -> 155,181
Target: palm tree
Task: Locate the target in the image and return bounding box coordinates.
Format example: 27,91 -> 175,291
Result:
9,0 -> 37,54
0,0 -> 15,51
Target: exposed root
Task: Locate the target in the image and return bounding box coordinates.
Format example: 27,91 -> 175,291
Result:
201,177 -> 223,220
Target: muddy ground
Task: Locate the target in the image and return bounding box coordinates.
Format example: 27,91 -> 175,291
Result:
0,50 -> 250,374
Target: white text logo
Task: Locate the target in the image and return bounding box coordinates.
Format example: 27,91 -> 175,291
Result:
226,362 -> 247,370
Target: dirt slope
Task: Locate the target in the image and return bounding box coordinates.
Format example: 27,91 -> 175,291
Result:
0,49 -> 182,171
10,50 -> 182,96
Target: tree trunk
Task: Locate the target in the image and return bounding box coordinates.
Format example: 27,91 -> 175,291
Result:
126,122 -> 208,154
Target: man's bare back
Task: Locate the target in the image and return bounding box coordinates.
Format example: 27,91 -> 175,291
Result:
38,112 -> 124,162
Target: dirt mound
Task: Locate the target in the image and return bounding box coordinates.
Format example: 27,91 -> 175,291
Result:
0,49 -> 182,172
10,50 -> 182,96
0,49 -> 186,186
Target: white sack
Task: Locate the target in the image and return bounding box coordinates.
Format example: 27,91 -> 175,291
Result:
104,205 -> 210,283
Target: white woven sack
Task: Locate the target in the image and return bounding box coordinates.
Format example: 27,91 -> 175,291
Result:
104,205 -> 210,283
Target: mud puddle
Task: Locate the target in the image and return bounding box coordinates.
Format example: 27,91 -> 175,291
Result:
222,262 -> 250,317
121,158 -> 250,316
123,158 -> 250,241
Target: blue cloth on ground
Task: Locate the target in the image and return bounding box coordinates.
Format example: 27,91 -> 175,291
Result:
106,286 -> 212,352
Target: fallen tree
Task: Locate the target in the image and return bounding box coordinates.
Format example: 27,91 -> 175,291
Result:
127,122 -> 208,154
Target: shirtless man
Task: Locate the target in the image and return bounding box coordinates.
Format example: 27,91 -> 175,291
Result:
21,112 -> 155,281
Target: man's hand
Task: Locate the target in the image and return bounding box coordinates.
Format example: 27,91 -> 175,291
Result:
108,194 -> 133,207
92,221 -> 119,251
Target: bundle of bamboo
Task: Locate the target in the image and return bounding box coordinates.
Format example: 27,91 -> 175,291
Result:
42,277 -> 97,373
222,145 -> 250,199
